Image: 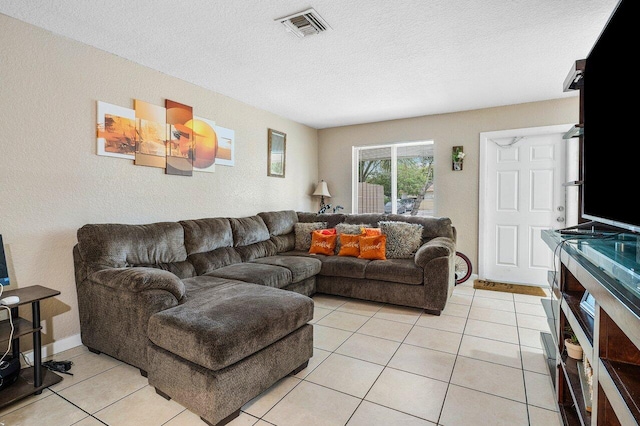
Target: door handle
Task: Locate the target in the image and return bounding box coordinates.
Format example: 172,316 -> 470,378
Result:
557,217 -> 565,222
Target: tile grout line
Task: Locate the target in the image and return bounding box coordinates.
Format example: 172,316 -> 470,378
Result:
47,353 -> 144,426
258,296 -> 367,424
18,291 -> 554,426
262,295 -> 544,423
322,298 -> 387,425
312,297 -> 381,423
316,298 -> 441,425
458,288 -> 559,422
50,362 -> 124,394
255,297 -> 350,423
513,293 -> 534,426
159,408 -> 191,426
343,305 -> 427,426
53,370 -> 148,413
435,285 -> 474,425
47,390 -> 109,425
321,305 -> 524,383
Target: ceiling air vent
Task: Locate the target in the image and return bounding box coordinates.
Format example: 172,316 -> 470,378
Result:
276,8 -> 331,38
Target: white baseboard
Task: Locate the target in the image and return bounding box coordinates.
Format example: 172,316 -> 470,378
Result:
22,333 -> 83,364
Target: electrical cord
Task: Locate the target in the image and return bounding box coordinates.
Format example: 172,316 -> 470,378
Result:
42,360 -> 73,375
20,351 -> 32,367
0,286 -> 73,378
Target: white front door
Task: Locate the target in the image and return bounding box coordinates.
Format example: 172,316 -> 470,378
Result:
479,125 -> 573,286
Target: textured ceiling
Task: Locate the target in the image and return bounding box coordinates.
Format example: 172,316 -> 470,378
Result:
0,0 -> 620,129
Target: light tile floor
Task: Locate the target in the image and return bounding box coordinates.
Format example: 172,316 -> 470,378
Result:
0,282 -> 562,426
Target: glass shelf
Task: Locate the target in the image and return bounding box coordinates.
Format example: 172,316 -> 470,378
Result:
553,232 -> 640,317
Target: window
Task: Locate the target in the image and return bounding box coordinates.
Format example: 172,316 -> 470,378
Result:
352,141 -> 434,216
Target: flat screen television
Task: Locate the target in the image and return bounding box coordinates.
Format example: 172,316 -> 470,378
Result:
0,235 -> 10,286
582,0 -> 637,233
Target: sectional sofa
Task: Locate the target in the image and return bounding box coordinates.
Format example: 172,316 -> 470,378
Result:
72,210 -> 456,425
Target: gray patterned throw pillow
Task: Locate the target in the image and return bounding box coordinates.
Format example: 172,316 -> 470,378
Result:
379,221 -> 423,259
294,222 -> 327,251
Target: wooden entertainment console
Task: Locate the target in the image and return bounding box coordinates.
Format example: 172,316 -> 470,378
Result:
542,230 -> 640,426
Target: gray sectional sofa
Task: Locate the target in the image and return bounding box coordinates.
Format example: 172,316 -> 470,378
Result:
72,210 -> 456,425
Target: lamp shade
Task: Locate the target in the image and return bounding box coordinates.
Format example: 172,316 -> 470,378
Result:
312,180 -> 331,198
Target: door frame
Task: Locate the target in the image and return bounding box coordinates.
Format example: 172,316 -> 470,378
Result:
478,124 -> 575,282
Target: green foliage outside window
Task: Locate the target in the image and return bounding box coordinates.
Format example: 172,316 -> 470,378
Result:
359,156 -> 434,215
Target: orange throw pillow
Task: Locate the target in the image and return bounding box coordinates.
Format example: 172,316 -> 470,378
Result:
338,233 -> 361,257
309,232 -> 337,255
315,228 -> 337,235
363,227 -> 382,236
358,235 -> 386,260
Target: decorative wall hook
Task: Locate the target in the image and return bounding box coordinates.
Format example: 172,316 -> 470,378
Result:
452,146 -> 465,171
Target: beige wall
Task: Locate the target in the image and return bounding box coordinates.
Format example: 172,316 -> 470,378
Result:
0,15 -> 318,351
318,98 -> 579,273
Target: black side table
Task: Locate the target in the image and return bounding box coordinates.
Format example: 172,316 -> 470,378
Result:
0,285 -> 63,408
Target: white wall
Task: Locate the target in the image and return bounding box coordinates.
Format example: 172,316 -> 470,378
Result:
318,98 -> 579,274
0,14 -> 319,348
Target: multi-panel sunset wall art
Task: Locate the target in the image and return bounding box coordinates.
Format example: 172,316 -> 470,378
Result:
96,99 -> 235,175
166,100 -> 193,176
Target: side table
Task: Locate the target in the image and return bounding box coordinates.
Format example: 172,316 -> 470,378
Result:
0,285 -> 63,408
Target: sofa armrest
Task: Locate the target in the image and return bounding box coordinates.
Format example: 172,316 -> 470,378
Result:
414,237 -> 455,268
89,267 -> 186,301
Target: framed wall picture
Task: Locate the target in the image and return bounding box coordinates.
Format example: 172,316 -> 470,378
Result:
267,128 -> 286,178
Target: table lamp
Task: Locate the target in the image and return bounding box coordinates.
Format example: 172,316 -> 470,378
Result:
312,180 -> 331,211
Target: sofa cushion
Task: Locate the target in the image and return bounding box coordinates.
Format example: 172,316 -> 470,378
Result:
258,210 -> 298,236
379,221 -> 423,259
181,275 -> 243,296
188,247 -> 242,276
335,223 -> 365,235
343,214 -> 455,242
251,255 -> 321,283
296,212 -> 346,229
294,222 -> 327,251
343,214 -> 384,227
386,214 -> 455,242
76,222 -> 191,275
229,216 -> 270,247
206,263 -> 292,288
235,240 -> 278,262
277,250 -> 329,260
148,282 -> 313,371
270,233 -> 296,253
320,256 -> 370,279
179,218 -> 233,255
364,259 -> 424,285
